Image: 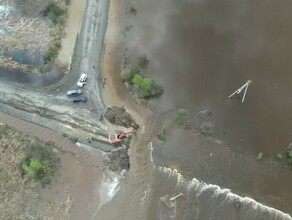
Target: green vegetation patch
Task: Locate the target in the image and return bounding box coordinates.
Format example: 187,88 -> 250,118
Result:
275,153 -> 283,160
176,109 -> 191,129
287,149 -> 292,166
19,141 -> 60,186
196,124 -> 212,137
132,74 -> 163,99
121,65 -> 164,99
44,3 -> 66,25
43,41 -> 61,64
40,2 -> 67,70
121,66 -> 140,81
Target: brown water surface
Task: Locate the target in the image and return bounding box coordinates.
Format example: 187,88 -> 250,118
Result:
127,0 -> 292,155
121,0 -> 292,214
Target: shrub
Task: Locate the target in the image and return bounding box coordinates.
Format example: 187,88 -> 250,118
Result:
132,74 -> 164,99
151,83 -> 164,97
276,153 -> 283,160
121,66 -> 140,81
121,67 -> 132,81
287,150 -> 292,166
43,41 -> 61,64
140,77 -> 152,93
47,4 -> 65,24
129,2 -> 137,15
196,125 -> 212,136
22,158 -> 45,178
20,141 -> 59,186
62,132 -> 69,138
133,74 -> 143,87
138,54 -> 149,69
176,109 -> 191,129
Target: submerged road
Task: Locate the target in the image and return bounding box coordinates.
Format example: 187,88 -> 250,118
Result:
0,0 -> 112,149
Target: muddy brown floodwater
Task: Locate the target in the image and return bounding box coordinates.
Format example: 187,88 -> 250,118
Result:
128,0 -> 292,155
123,0 -> 292,215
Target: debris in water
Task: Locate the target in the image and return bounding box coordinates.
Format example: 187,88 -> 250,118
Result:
234,200 -> 242,209
228,80 -> 252,103
256,152 -> 263,160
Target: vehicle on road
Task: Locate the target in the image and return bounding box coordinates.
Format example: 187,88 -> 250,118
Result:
108,130 -> 137,144
67,89 -> 82,96
72,96 -> 87,103
77,73 -> 88,87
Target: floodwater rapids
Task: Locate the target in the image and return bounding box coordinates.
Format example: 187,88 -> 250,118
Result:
95,127 -> 292,220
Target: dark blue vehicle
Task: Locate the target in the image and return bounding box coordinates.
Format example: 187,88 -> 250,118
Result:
72,96 -> 87,103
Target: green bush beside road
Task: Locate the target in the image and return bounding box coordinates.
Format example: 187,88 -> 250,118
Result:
20,141 -> 60,186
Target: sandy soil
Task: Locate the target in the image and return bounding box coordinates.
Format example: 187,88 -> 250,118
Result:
101,0 -> 152,127
0,112 -> 105,219
57,0 -> 86,67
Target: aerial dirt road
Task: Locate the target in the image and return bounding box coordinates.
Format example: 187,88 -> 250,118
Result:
0,0 -> 111,148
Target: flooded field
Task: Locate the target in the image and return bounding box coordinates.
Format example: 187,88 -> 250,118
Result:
123,0 -> 292,214
97,129 -> 292,220
127,0 -> 292,155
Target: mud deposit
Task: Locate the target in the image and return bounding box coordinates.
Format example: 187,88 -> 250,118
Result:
104,147 -> 130,172
105,106 -> 140,129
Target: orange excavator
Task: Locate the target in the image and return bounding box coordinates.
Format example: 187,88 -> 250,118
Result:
108,130 -> 137,144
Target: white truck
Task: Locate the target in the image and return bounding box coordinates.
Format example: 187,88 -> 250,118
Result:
77,73 -> 87,87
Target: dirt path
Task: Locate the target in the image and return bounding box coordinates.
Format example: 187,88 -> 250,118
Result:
101,0 -> 152,127
0,111 -> 100,166
57,0 -> 86,66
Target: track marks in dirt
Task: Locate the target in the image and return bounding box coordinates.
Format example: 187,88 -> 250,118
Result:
0,111 -> 101,167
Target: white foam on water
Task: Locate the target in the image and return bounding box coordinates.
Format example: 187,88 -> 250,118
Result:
189,180 -> 292,219
157,164 -> 292,219
148,142 -> 154,164
140,184 -> 151,206
107,177 -> 120,198
174,170 -> 184,187
95,171 -> 121,214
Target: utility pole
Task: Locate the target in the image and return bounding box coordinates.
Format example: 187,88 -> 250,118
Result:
170,193 -> 184,202
228,80 -> 252,103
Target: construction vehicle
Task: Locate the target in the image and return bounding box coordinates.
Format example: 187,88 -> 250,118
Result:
108,130 -> 137,144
